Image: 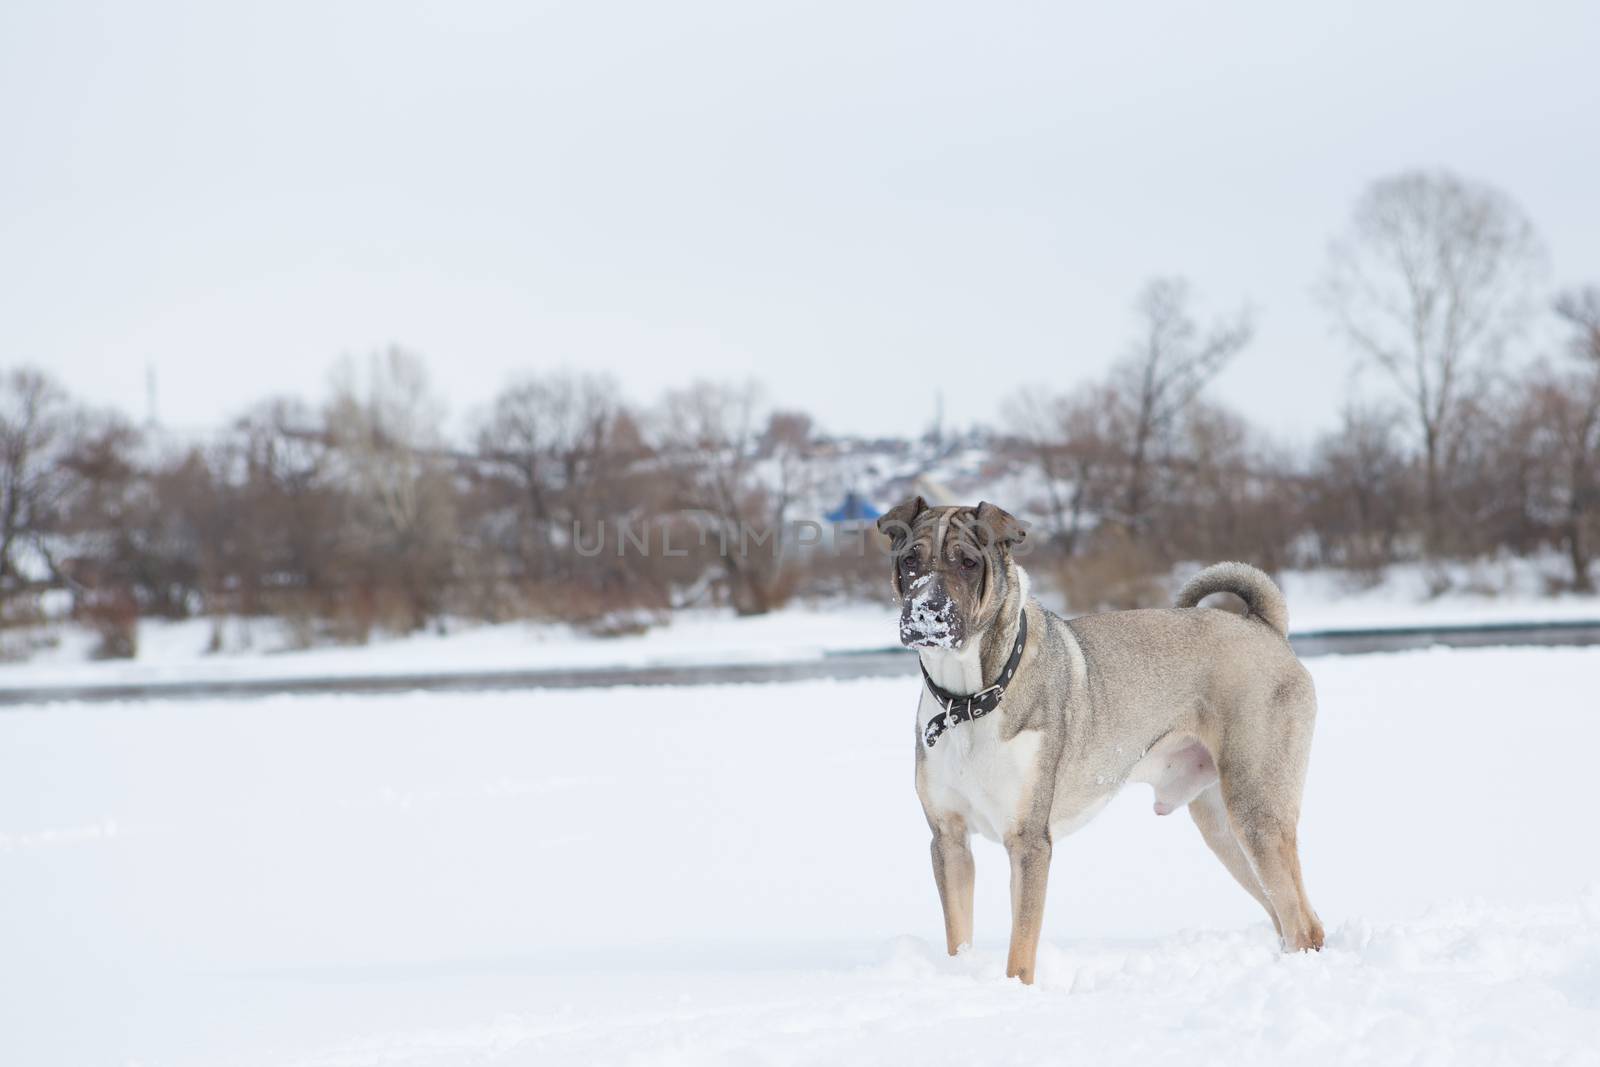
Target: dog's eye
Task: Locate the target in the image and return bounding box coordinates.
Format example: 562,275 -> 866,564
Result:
960,555 -> 980,571
899,553 -> 919,573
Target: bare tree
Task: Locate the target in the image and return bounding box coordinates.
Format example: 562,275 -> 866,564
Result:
1111,277 -> 1253,536
757,408 -> 816,556
1160,400 -> 1300,570
1517,371 -> 1600,590
1003,384 -> 1119,555
1320,170 -> 1547,556
1514,288 -> 1600,591
655,382 -> 813,615
1556,286 -> 1600,363
324,347 -> 458,632
0,368 -> 78,605
0,380 -> 155,654
1305,403 -> 1413,574
464,371 -> 666,626
228,398 -> 342,621
476,372 -> 627,580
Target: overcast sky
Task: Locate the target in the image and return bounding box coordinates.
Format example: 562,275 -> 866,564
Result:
3,1 -> 1597,445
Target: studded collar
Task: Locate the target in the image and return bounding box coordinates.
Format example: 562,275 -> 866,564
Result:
919,608 -> 1029,749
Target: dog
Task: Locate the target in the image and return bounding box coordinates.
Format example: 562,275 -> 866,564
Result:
878,497 -> 1322,984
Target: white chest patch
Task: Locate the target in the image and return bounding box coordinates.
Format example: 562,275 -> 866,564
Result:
913,571 -> 1044,842
918,688 -> 1043,842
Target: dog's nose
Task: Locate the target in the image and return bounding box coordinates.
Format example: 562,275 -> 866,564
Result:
899,583 -> 963,649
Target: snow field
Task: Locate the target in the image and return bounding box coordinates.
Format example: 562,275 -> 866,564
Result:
2,647 -> 1599,1064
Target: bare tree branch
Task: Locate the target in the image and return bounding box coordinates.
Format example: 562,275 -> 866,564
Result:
1319,170 -> 1547,556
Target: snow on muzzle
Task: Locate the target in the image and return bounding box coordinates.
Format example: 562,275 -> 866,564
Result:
899,575 -> 965,649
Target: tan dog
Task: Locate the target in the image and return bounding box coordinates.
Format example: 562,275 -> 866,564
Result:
879,497 -> 1322,984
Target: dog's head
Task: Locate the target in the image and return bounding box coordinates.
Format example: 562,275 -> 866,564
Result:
877,497 -> 1027,651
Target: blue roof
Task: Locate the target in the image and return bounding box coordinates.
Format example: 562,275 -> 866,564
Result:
825,491 -> 881,522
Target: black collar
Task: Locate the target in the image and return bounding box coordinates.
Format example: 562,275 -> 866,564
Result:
919,608 -> 1029,749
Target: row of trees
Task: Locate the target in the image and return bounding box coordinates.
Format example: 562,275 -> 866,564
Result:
3,169 -> 1598,654
0,351 -> 845,654
1007,171 -> 1600,605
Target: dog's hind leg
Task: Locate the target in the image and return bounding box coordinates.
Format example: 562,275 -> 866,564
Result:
1188,783 -> 1280,939
1226,801 -> 1323,952
1219,749 -> 1323,950
929,816 -> 975,955
1217,672 -> 1324,952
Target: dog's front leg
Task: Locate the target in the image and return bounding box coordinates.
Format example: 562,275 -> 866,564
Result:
929,818 -> 974,955
1004,828 -> 1051,984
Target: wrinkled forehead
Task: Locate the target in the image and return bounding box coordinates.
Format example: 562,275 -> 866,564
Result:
906,507 -> 988,552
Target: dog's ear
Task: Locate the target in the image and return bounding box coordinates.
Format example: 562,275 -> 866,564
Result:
876,495 -> 927,545
974,501 -> 1027,549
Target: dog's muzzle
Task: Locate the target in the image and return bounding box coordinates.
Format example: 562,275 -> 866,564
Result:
899,581 -> 965,649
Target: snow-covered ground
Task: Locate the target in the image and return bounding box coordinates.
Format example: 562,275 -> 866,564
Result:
3,646 -> 1599,1066
1278,557 -> 1600,631
5,558 -> 1600,692
0,605 -> 900,691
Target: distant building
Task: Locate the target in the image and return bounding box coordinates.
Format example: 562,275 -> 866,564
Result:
824,491 -> 881,523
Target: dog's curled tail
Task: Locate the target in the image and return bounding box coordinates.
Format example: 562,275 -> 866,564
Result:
1175,562 -> 1289,637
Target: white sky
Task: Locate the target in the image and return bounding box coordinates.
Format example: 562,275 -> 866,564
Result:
3,1 -> 1597,445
